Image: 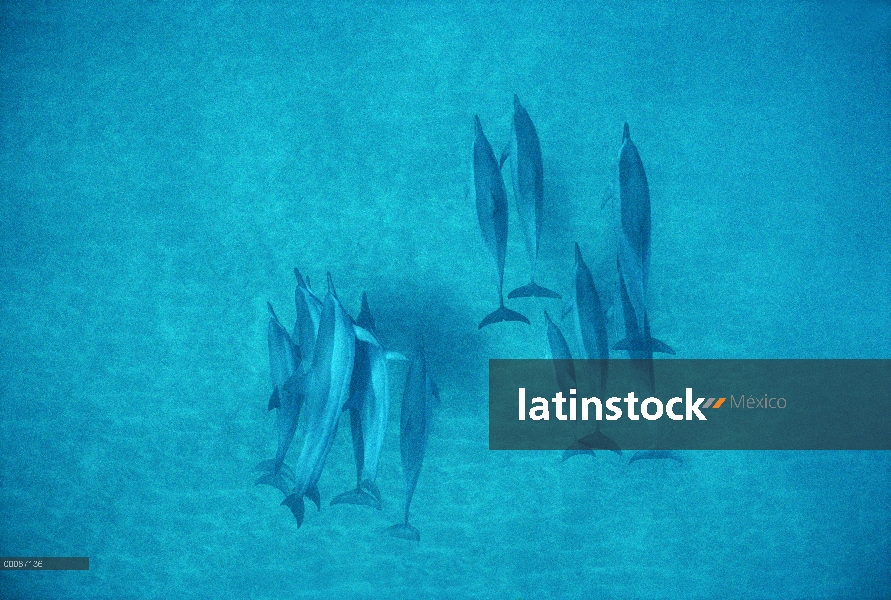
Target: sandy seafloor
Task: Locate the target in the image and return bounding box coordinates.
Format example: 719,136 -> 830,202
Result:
1,1 -> 890,598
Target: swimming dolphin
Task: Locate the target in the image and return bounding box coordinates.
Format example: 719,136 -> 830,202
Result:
570,242 -> 609,402
616,122 -> 652,338
544,310 -> 575,394
473,115 -> 530,329
255,303 -> 305,494
506,95 -> 560,300
292,267 -> 323,370
628,450 -> 683,465
281,273 -> 356,527
331,293 -> 390,510
386,338 -> 438,542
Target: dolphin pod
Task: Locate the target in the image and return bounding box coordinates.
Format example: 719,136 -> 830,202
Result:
473,115 -> 531,329
280,274 -> 357,527
254,115 -> 682,535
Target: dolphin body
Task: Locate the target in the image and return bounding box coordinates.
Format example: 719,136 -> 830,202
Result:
331,293 -> 390,510
386,340 -> 438,542
255,303 -> 305,494
616,122 -> 651,339
544,310 -> 575,395
281,274 -> 356,527
570,242 -> 610,404
614,124 -> 675,357
473,115 -> 530,329
506,95 -> 560,300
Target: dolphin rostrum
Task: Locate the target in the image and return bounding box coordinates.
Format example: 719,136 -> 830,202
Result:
331,293 -> 391,510
281,273 -> 356,527
506,95 -> 560,300
473,115 -> 530,329
386,338 -> 438,541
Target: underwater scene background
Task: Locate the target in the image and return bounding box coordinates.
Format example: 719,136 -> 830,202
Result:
1,1 -> 890,598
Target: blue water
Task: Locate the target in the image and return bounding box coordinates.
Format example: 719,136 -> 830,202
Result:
2,1 -> 890,598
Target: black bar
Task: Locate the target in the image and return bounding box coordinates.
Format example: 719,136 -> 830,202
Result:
0,558 -> 89,570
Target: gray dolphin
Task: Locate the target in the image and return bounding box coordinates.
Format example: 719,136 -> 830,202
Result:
331,293 -> 390,510
544,310 -> 575,395
571,242 -> 609,402
281,273 -> 356,527
386,338 -> 438,542
255,302 -> 304,494
473,115 -> 530,329
628,450 -> 683,465
292,267 -> 323,370
614,124 -> 674,356
506,95 -> 561,300
616,122 -> 651,338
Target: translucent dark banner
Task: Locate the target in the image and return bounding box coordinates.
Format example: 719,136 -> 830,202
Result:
489,359 -> 891,450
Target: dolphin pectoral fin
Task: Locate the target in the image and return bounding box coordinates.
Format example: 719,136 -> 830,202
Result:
331,486 -> 381,510
385,523 -> 420,542
306,484 -> 321,511
560,299 -> 575,320
601,184 -> 615,210
268,388 -> 280,411
282,493 -> 305,527
614,336 -> 676,355
478,305 -> 531,329
385,350 -> 408,362
508,281 -> 562,299
499,144 -> 510,170
353,325 -> 377,345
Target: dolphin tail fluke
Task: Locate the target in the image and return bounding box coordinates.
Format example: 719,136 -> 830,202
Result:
254,460 -> 296,494
507,281 -> 562,299
255,472 -> 292,496
254,459 -> 295,480
478,305 -> 530,329
629,450 -> 684,465
385,523 -> 420,542
361,480 -> 382,504
306,483 -> 321,511
282,493 -> 305,527
561,448 -> 596,462
331,486 -> 382,510
613,335 -> 676,354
